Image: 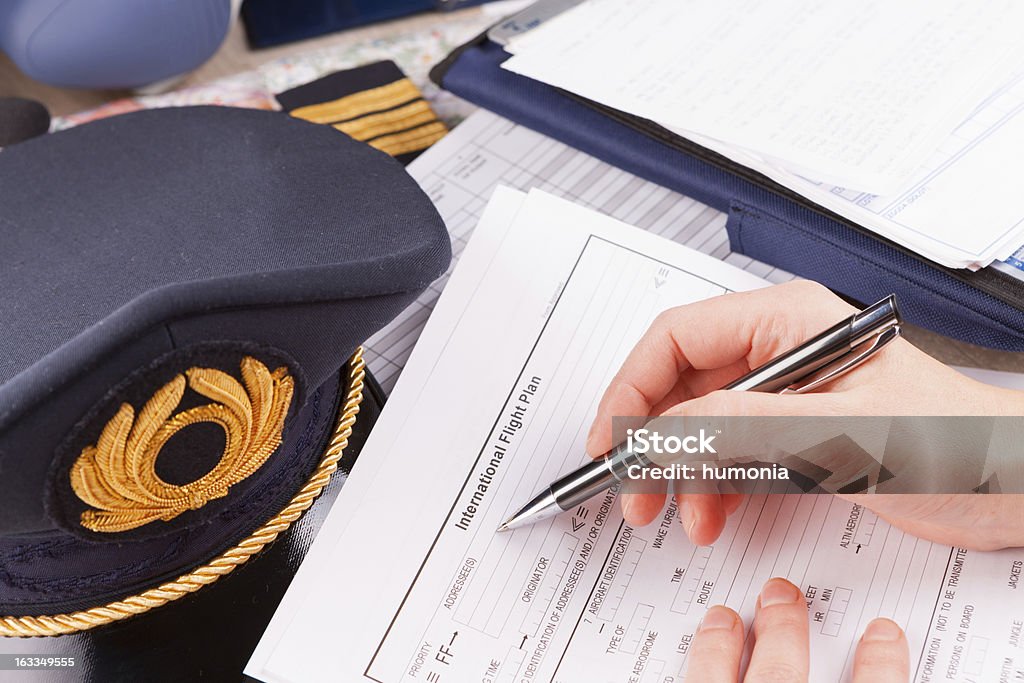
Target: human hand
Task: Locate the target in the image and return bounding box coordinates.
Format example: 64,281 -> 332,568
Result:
686,577 -> 909,682
836,493 -> 1024,551
585,281 -> 1024,547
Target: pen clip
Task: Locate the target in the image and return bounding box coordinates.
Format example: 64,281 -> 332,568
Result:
780,324 -> 901,395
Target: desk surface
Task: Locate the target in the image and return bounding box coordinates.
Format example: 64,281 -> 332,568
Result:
1,6 -> 1020,373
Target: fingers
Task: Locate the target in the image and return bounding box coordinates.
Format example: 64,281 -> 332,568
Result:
616,390 -> 840,538
722,492 -> 744,515
620,491 -> 666,526
678,493 -> 729,545
620,489 -> 740,547
585,282 -> 852,456
687,582 -> 907,683
747,578 -> 810,682
685,605 -> 743,682
852,619 -> 909,683
619,489 -> 737,547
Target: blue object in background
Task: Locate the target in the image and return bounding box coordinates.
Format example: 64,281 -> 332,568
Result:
0,0 -> 231,89
431,38 -> 1024,351
242,0 -> 493,48
1005,247 -> 1024,274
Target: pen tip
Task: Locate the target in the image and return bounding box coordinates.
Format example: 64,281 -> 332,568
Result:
497,522 -> 510,533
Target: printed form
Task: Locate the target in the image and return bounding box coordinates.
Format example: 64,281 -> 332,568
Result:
363,110 -> 792,393
248,188 -> 1024,683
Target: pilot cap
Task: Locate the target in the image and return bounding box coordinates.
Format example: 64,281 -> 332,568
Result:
0,106 -> 450,635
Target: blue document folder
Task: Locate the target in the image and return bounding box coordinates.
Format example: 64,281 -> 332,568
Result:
430,36 -> 1024,351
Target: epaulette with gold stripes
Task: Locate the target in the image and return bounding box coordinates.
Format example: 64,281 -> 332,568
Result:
278,60 -> 447,163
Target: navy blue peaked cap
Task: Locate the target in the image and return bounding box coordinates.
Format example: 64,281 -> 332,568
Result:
0,106 -> 449,627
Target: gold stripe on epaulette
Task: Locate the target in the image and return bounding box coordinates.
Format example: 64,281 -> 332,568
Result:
290,78 -> 421,125
369,121 -> 449,157
0,348 -> 365,637
333,100 -> 438,141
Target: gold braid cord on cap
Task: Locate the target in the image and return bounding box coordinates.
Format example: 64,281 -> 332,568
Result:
0,348 -> 365,637
71,356 -> 295,533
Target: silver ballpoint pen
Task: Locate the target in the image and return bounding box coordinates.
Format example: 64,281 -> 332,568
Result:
497,294 -> 902,532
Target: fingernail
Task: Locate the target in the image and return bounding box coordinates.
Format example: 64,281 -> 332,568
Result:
759,578 -> 801,607
584,429 -> 598,457
862,618 -> 902,642
699,605 -> 736,632
679,501 -> 697,539
621,494 -> 636,521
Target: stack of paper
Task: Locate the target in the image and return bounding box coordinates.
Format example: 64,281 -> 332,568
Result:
502,0 -> 1024,270
247,188 -> 1024,682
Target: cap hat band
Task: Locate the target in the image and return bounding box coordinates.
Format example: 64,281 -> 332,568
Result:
0,348 -> 363,637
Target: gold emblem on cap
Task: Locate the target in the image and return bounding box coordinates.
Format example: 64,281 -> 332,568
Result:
69,357 -> 295,533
